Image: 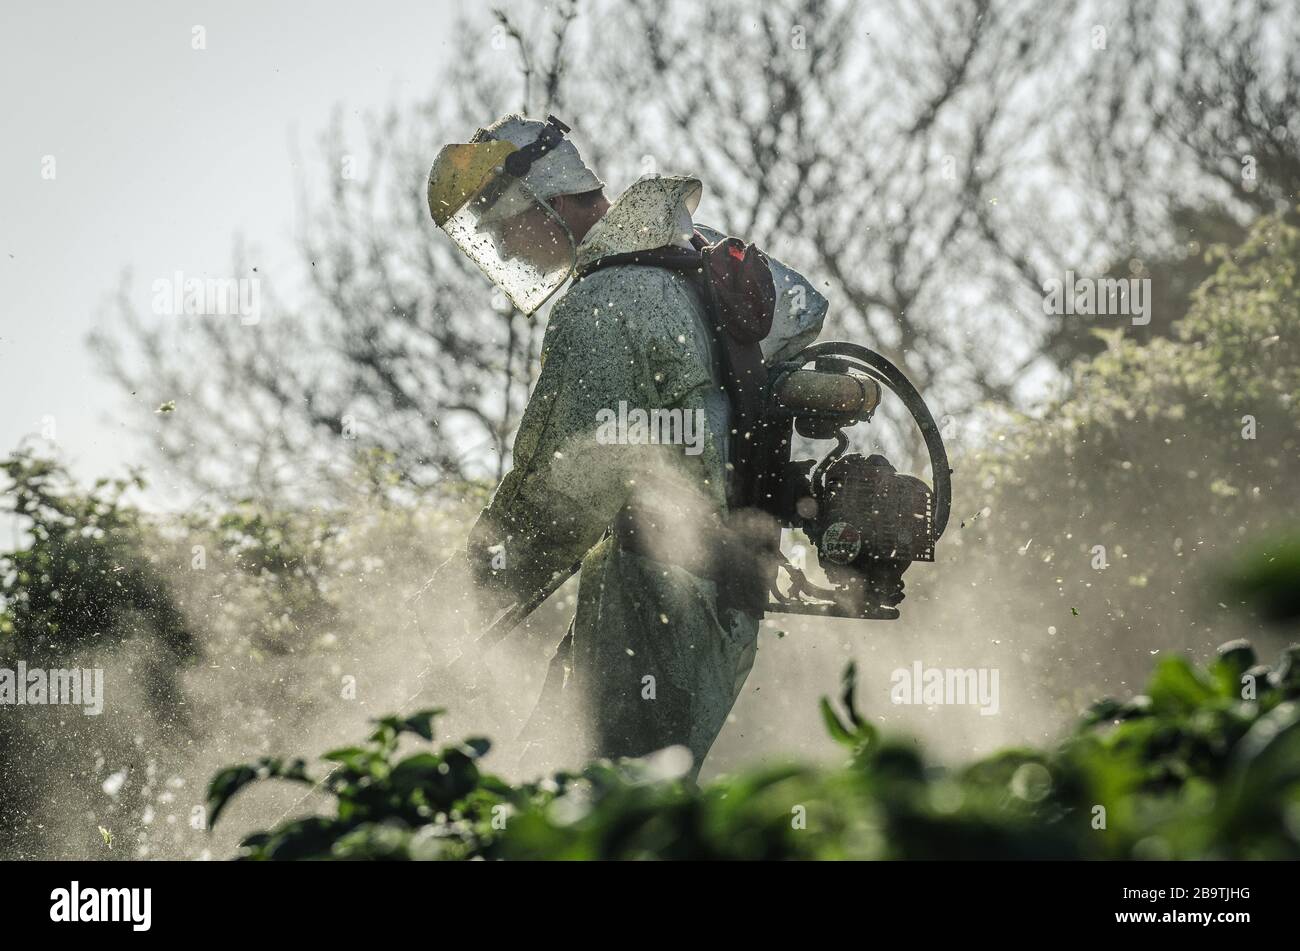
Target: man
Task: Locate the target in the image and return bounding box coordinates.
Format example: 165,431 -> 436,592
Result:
425,114 -> 825,773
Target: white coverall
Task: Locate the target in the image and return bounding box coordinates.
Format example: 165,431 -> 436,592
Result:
466,174 -> 824,770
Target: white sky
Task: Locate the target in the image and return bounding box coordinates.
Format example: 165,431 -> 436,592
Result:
0,0 -> 460,484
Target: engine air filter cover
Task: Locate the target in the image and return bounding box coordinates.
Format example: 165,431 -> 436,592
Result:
819,453 -> 936,563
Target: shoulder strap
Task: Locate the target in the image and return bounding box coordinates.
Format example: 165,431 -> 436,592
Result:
581,233 -> 785,615
578,233 -> 782,506
574,245 -> 703,279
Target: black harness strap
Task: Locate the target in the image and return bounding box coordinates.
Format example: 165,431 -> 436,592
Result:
579,237 -> 784,616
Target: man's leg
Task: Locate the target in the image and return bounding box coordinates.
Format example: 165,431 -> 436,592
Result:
571,543 -> 759,771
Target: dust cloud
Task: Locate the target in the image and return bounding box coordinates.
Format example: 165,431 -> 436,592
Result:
5,438 -> 1287,859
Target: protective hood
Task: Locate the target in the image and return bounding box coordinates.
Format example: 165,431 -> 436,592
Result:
471,114 -> 603,206
578,175 -> 827,365
575,175 -> 703,269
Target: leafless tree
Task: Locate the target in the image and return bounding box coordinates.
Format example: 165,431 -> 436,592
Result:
91,0 -> 1300,501
1038,0 -> 1300,363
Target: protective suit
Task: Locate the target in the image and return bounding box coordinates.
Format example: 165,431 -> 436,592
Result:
428,118 -> 826,772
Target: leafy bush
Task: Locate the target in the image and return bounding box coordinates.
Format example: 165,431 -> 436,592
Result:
0,448 -> 201,856
0,448 -> 195,670
975,212 -> 1299,640
0,447 -> 480,859
899,210 -> 1300,731
210,634 -> 1300,860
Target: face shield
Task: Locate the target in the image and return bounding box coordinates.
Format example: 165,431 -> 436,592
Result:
427,129 -> 578,316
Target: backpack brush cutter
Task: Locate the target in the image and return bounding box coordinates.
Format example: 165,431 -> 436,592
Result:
762,340 -> 952,621
455,338 -> 953,652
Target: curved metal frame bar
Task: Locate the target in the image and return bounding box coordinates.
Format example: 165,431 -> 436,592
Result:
788,341 -> 952,539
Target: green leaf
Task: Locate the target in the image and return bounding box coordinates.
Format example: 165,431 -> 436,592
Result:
1079,697 -> 1122,728
207,757 -> 313,830
1220,702 -> 1300,825
1145,656 -> 1216,714
840,661 -> 861,728
1209,640 -> 1258,699
819,696 -> 855,746
243,816 -> 340,861
369,708 -> 445,745
1222,533 -> 1300,623
321,746 -> 377,775
400,709 -> 444,741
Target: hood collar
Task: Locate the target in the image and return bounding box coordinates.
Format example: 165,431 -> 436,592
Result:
575,175 -> 703,270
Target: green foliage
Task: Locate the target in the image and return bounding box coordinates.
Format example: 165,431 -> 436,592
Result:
0,448 -> 194,662
209,707 -> 505,860
1222,533 -> 1300,624
818,661 -> 878,763
0,448 -> 203,858
935,211 -> 1300,712
0,443 -> 484,859
1043,204 -> 1248,368
197,500 -> 342,655
212,635 -> 1300,860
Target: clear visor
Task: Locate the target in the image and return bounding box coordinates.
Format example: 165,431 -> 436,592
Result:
442,176 -> 577,316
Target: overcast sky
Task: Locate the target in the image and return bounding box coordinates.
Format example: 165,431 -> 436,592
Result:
0,0 -> 460,486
